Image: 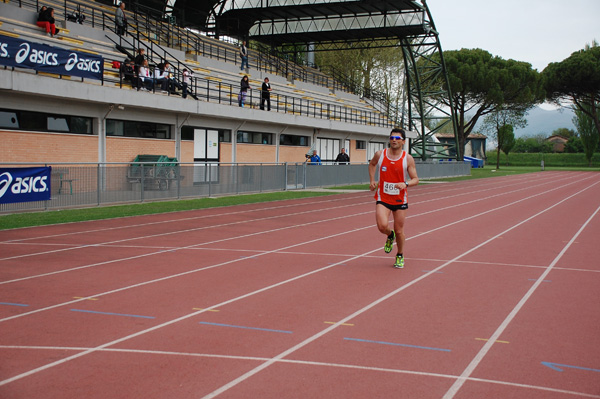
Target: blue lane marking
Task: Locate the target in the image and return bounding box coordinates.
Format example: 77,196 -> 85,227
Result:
542,362 -> 600,373
199,321 -> 292,334
0,302 -> 29,307
70,309 -> 155,319
344,337 -> 451,352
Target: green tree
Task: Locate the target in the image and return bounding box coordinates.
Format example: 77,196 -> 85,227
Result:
315,43 -> 405,118
499,125 -> 516,165
543,42 -> 600,145
513,135 -> 553,153
573,104 -> 599,165
482,107 -> 526,169
441,49 -> 542,159
550,127 -> 577,140
564,136 -> 584,153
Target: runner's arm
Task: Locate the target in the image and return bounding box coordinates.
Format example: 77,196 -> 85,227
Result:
368,151 -> 382,191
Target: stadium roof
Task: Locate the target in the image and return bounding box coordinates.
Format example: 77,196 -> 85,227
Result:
142,0 -> 431,47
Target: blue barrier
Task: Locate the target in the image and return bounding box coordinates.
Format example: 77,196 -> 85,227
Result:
463,156 -> 484,168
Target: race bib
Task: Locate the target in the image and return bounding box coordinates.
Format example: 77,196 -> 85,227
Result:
383,181 -> 400,195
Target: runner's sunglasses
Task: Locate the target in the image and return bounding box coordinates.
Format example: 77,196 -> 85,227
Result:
389,135 -> 404,140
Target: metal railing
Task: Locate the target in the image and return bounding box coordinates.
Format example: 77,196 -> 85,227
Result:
0,161 -> 470,214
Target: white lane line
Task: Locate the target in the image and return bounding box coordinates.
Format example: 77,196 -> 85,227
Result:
441,203 -> 600,399
2,345 -> 598,398
1,170 -> 576,260
1,174 -> 581,321
1,177 -> 597,392
3,172 -> 591,286
201,182 -> 600,399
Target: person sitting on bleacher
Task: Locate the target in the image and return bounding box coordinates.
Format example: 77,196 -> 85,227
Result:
37,6 -> 60,37
121,59 -> 138,89
163,62 -> 178,94
155,62 -> 169,92
138,60 -> 154,91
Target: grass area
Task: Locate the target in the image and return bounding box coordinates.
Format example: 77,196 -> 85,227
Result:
1,166 -> 597,230
329,165 -> 555,190
0,191 -> 335,231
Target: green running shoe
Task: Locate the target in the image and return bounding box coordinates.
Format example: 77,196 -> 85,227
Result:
384,231 -> 395,253
394,254 -> 404,269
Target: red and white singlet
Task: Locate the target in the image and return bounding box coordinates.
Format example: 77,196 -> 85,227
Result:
374,148 -> 408,205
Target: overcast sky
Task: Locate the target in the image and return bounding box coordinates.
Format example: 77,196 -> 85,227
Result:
425,0 -> 599,72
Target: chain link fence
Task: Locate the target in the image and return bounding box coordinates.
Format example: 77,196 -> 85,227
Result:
0,161 -> 469,213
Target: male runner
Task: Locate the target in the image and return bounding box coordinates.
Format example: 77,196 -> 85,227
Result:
368,128 -> 419,268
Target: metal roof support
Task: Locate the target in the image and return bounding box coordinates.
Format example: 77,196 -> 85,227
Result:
400,5 -> 459,160
204,0 -> 460,160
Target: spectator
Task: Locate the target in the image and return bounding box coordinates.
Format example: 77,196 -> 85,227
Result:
138,59 -> 154,91
115,2 -> 127,36
238,75 -> 251,107
133,48 -> 145,75
260,77 -> 272,111
37,7 -> 60,37
335,148 -> 350,164
154,62 -> 168,92
163,62 -> 177,93
182,68 -> 192,99
307,150 -> 322,165
239,41 -> 249,71
38,6 -> 48,21
121,59 -> 138,89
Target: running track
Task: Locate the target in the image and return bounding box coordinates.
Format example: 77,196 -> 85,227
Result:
0,171 -> 599,398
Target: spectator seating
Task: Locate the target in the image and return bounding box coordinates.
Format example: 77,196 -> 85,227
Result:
0,0 -> 391,126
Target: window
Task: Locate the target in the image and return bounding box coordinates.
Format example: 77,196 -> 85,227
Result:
317,137 -> 340,163
219,131 -> 231,143
237,130 -> 273,145
356,140 -> 366,149
107,120 -> 171,139
0,111 -> 18,128
181,127 -> 230,142
368,141 -> 385,160
0,109 -> 92,134
280,134 -> 309,146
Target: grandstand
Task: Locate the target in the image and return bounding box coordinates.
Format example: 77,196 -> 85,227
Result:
0,0 -> 468,212
0,0 -> 398,167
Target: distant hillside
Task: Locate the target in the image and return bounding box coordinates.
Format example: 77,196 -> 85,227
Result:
474,106 -> 576,146
514,106 -> 576,138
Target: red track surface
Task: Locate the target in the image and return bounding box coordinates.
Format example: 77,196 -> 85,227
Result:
1,171 -> 599,399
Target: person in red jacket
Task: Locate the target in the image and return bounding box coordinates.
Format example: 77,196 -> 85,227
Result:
37,7 -> 60,37
369,127 -> 419,268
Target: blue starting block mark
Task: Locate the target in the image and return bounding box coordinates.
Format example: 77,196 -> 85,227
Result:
199,321 -> 292,334
0,302 -> 29,307
70,309 -> 155,319
344,337 -> 451,352
542,362 -> 600,373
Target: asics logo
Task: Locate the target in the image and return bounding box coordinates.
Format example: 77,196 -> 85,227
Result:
0,172 -> 12,199
0,172 -> 49,200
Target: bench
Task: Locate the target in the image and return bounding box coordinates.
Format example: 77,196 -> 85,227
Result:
52,168 -> 76,194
